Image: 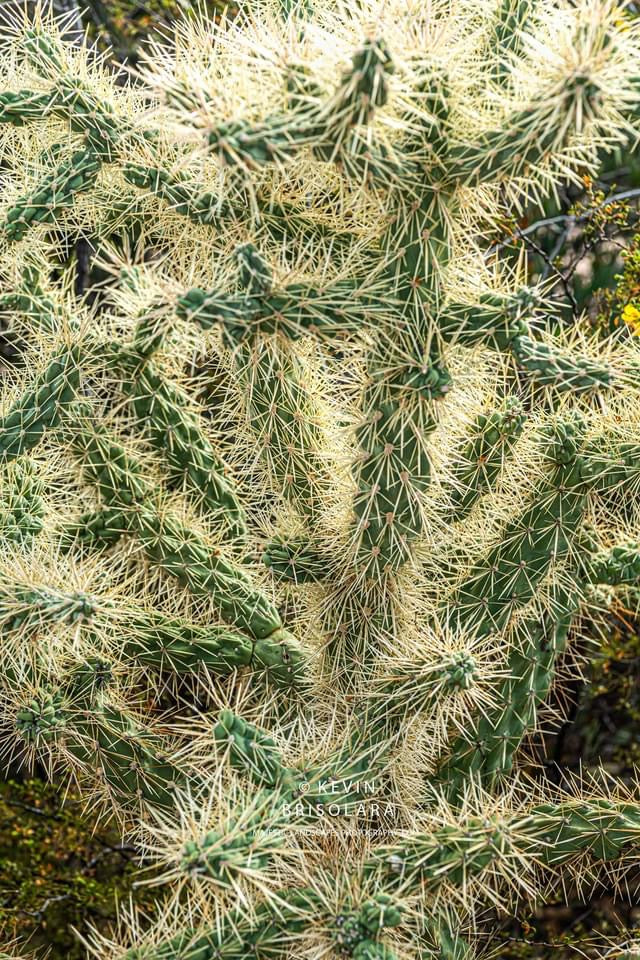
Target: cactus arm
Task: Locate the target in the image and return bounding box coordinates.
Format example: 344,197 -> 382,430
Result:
66,702 -> 187,809
0,458 -> 45,545
64,414 -> 304,678
488,0 -> 536,85
213,709 -> 386,811
262,534 -> 329,583
447,397 -> 526,520
181,244 -> 337,523
0,89 -> 54,125
1,584 -> 96,636
58,507 -> 129,552
122,889 -> 320,960
50,77 -> 124,160
365,799 -> 640,889
176,276 -> 382,346
207,38 -> 393,171
421,913 -> 474,959
123,163 -> 234,226
438,294 -> 614,393
437,582 -> 580,794
14,662 -> 188,810
122,616 -> 254,676
0,347 -> 81,461
350,358 -> 451,578
446,69 -> 606,185
238,338 -> 330,520
510,335 -> 614,393
134,508 -> 283,640
445,417 -> 588,638
116,351 -> 247,540
1,146 -> 102,242
213,708 -> 293,790
582,543 -> 640,586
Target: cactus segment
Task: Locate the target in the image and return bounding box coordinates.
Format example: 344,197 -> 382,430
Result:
14,661 -> 187,809
365,799 -> 640,887
0,458 -> 45,544
0,348 -> 81,461
447,397 -> 526,519
446,417 -> 588,637
123,164 -> 233,226
1,584 -> 96,635
262,534 -> 328,583
123,616 -> 254,675
1,147 -> 102,242
213,708 -> 292,789
134,508 -> 283,640
0,89 -> 53,125
122,890 -> 319,960
117,356 -> 247,539
583,543 -> 640,586
439,583 -> 579,793
59,507 -> 129,552
207,39 -> 393,169
511,335 -> 614,393
447,68 -> 605,184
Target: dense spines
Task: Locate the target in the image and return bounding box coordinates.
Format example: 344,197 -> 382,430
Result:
349,363 -> 450,578
0,4 -> 639,958
117,354 -> 247,540
65,413 -> 305,679
584,543 -> 640,586
1,147 -> 102,242
365,797 -> 640,889
205,37 -> 393,171
0,347 -> 81,461
10,657 -> 189,811
0,458 -> 45,545
447,396 -> 526,520
122,615 -> 255,676
437,582 -> 581,794
262,533 -> 328,583
445,416 -> 588,638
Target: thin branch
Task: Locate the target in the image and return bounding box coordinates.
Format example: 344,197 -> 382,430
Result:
485,186 -> 640,259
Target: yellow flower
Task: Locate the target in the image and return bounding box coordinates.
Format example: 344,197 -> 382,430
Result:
622,303 -> 640,334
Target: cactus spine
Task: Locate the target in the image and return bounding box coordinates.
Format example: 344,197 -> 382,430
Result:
0,3 -> 640,959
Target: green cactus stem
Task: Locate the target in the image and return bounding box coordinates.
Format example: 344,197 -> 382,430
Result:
59,506 -> 129,552
445,416 -> 588,638
447,66 -> 604,184
207,38 -> 393,170
1,146 -> 102,242
122,889 -> 319,960
0,89 -> 53,125
262,533 -> 329,583
438,583 -> 580,794
14,660 -> 189,810
447,396 -> 526,519
115,349 -> 247,540
582,543 -> 640,586
0,347 -> 81,461
122,615 -> 255,676
0,458 -> 45,545
0,584 -> 96,635
365,798 -> 640,888
66,413 -> 306,684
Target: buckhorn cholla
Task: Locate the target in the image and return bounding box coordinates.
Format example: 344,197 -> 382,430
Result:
1,0 -> 640,957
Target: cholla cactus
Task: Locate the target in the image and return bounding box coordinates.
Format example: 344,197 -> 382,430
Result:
2,0 -> 640,956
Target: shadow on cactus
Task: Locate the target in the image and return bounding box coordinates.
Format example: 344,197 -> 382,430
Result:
2,0 -> 640,957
